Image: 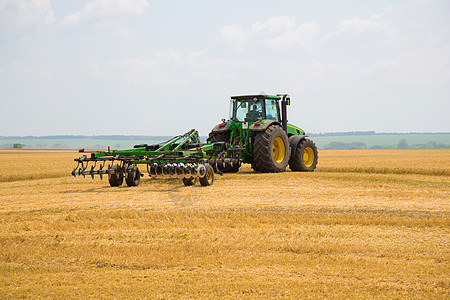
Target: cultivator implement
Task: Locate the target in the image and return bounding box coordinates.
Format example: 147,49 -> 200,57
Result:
72,129 -> 242,187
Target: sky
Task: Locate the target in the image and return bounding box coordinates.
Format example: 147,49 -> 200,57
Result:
0,0 -> 449,136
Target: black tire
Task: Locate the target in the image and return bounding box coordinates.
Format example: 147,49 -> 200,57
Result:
199,164 -> 214,186
289,138 -> 318,172
108,165 -> 124,187
253,125 -> 291,173
125,165 -> 141,187
207,131 -> 228,143
251,162 -> 260,172
182,177 -> 197,186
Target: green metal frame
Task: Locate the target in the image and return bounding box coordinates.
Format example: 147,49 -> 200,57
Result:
85,129 -> 214,164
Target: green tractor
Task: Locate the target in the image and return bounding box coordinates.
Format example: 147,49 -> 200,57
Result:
207,94 -> 318,173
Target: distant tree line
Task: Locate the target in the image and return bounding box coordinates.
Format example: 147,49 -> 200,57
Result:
324,139 -> 450,150
396,139 -> 449,149
0,135 -> 173,141
310,131 -> 376,137
310,131 -> 449,137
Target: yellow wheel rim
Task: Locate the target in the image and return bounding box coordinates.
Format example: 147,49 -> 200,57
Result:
272,137 -> 285,163
207,169 -> 213,182
303,147 -> 315,167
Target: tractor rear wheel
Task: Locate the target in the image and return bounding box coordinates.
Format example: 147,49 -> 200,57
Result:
253,125 -> 291,172
251,162 -> 260,172
289,138 -> 318,171
108,165 -> 124,187
125,165 -> 141,187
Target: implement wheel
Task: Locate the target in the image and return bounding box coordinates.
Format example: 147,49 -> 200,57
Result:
199,164 -> 214,186
108,165 -> 124,187
182,177 -> 197,186
253,125 -> 291,172
125,165 -> 141,187
289,138 -> 318,171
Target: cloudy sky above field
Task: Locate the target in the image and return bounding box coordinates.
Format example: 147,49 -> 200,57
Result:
0,0 -> 449,136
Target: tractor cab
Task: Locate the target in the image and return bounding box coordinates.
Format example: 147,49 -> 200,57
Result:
228,94 -> 303,136
229,95 -> 283,123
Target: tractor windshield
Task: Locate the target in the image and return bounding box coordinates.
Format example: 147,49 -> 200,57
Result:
229,97 -> 280,122
230,99 -> 263,122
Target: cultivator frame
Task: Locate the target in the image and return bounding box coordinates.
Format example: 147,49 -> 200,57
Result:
72,129 -> 242,187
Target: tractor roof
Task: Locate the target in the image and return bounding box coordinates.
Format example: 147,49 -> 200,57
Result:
231,94 -> 282,100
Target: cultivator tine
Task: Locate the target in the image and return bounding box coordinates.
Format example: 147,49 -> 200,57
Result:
99,164 -> 103,180
81,162 -> 86,179
72,161 -> 80,179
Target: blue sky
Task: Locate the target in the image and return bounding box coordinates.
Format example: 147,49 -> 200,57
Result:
0,0 -> 449,136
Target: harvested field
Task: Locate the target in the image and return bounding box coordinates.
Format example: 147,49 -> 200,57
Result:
0,149 -> 449,298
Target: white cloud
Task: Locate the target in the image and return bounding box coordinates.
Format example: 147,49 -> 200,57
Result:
219,25 -> 249,52
410,0 -> 447,6
251,16 -> 296,35
115,26 -> 135,39
91,50 -> 240,85
322,13 -> 397,43
11,59 -> 56,79
62,0 -> 149,25
366,46 -> 450,89
219,17 -> 321,54
0,0 -> 55,31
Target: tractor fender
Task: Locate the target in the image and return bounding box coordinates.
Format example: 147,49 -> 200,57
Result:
288,134 -> 308,151
210,123 -> 231,133
249,120 -> 281,132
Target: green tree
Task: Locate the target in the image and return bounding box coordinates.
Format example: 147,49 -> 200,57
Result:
397,139 -> 408,149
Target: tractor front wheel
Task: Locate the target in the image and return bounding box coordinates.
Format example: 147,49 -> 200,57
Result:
253,125 -> 291,173
289,138 -> 318,171
207,131 -> 228,143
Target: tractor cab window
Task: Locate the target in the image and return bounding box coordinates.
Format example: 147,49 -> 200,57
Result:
265,99 -> 280,121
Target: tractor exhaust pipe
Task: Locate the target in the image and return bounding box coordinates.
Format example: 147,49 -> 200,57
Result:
281,94 -> 289,134
277,93 -> 290,134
